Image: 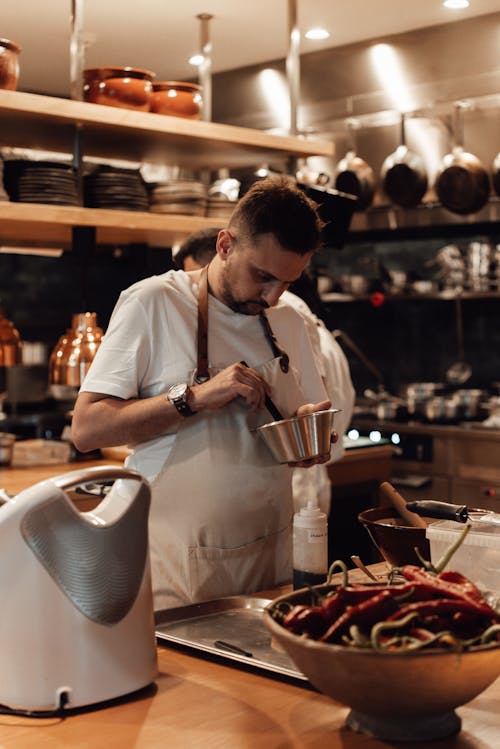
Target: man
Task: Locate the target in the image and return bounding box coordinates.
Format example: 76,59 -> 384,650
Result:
72,176 -> 333,609
174,226 -> 356,515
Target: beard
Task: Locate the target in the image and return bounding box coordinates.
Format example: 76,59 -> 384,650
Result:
219,262 -> 269,316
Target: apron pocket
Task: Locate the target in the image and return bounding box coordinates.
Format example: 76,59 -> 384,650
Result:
188,525 -> 292,602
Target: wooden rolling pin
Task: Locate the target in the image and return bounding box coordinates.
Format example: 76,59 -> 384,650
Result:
379,481 -> 428,528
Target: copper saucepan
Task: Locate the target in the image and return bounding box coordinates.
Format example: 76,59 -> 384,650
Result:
380,113 -> 428,208
434,104 -> 491,215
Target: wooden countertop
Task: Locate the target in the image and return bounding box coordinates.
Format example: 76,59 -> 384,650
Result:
0,597 -> 498,748
1,461 -> 499,746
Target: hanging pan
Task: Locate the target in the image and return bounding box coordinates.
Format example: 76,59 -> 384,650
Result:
492,151 -> 500,197
380,113 -> 428,208
435,103 -> 491,215
333,120 -> 376,211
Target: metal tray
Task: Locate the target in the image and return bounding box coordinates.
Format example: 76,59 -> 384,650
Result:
155,595 -> 307,682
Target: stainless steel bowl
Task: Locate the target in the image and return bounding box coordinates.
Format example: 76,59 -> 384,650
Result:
257,409 -> 339,464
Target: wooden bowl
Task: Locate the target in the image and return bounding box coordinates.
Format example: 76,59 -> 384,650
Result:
0,38 -> 21,91
150,81 -> 202,119
83,67 -> 155,111
265,586 -> 500,741
358,505 -> 431,567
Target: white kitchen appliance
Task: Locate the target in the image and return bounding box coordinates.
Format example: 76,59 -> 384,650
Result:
0,465 -> 158,712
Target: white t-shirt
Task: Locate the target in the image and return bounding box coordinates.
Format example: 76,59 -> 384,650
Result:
81,270 -> 327,483
281,290 -> 356,514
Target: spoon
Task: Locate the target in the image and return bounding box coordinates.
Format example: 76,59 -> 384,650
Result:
350,555 -> 378,582
446,298 -> 472,386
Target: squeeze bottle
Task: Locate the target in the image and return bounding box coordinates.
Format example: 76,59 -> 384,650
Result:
292,500 -> 328,589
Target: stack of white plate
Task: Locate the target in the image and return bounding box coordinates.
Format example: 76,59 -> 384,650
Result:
206,176 -> 240,219
149,179 -> 207,215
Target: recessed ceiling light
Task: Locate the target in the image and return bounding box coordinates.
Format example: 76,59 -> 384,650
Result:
189,54 -> 204,66
305,28 -> 330,41
443,0 -> 470,9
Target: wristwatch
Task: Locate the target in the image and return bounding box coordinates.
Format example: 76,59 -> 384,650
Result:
166,383 -> 195,417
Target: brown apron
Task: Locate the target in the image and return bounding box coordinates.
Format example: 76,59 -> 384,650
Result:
149,267 -> 306,609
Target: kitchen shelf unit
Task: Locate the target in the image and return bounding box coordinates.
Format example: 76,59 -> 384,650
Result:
0,90 -> 334,249
321,290 -> 500,303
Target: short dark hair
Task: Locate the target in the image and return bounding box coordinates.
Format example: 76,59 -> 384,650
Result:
228,175 -> 324,255
174,227 -> 221,269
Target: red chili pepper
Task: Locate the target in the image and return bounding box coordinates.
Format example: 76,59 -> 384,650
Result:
282,604 -> 327,637
400,565 -> 500,619
320,589 -> 398,643
438,569 -> 484,602
386,598 -> 493,625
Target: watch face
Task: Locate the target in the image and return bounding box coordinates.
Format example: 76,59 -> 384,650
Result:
169,383 -> 187,400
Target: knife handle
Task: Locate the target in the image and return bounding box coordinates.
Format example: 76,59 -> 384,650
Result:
406,500 -> 468,523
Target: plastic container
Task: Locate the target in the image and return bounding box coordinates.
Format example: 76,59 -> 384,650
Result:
293,500 -> 328,589
426,520 -> 500,596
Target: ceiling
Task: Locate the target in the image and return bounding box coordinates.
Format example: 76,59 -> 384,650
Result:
3,0 -> 500,97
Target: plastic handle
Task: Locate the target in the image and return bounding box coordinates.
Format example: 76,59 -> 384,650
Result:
405,500 -> 468,523
53,465 -> 145,491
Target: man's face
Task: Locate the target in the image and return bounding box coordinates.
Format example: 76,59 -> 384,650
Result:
217,230 -> 313,315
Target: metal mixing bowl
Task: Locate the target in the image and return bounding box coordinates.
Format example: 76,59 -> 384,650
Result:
257,409 -> 339,463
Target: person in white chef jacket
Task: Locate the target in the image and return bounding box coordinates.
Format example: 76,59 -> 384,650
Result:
174,227 -> 356,516
72,176 -> 337,610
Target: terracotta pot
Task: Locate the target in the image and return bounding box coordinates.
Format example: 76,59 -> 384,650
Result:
83,67 -> 155,111
0,38 -> 21,91
150,81 -> 202,119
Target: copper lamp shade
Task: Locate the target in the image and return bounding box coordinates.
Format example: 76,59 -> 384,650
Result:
0,310 -> 23,367
49,312 -> 103,400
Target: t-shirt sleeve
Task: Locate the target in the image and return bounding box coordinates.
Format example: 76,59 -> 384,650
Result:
79,290 -> 151,399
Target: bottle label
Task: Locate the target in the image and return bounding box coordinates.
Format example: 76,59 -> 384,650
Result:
307,529 -> 328,543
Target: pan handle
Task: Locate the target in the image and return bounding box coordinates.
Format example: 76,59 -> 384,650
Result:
406,500 -> 468,523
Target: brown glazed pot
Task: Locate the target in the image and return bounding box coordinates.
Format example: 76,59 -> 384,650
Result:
0,38 -> 21,91
358,506 -> 430,567
83,67 -> 155,111
150,81 -> 202,119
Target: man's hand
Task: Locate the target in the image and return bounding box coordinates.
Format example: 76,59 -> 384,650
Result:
190,362 -> 271,413
289,399 -> 338,468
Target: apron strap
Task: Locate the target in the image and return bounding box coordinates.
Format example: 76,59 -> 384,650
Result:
259,311 -> 290,373
195,264 -> 290,380
195,265 -> 210,383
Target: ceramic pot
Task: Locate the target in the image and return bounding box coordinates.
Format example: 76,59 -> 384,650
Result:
83,67 -> 155,111
0,38 -> 21,91
150,81 -> 202,119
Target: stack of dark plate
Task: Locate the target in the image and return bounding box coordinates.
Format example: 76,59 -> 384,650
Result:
84,165 -> 149,211
2,159 -> 79,205
0,158 -> 9,201
149,178 -> 207,215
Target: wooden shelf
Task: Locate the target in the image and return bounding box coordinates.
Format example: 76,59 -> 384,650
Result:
0,202 -> 218,248
0,90 -> 334,169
